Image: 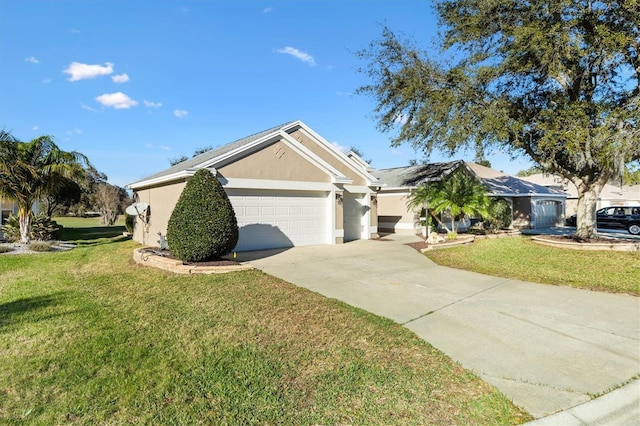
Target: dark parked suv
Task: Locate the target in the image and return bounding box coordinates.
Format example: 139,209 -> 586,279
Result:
566,206 -> 640,235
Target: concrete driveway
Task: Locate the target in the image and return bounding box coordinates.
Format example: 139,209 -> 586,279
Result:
242,236 -> 640,421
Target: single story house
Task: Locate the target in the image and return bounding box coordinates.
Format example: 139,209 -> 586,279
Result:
372,161 -> 567,234
127,121 -> 381,251
519,173 -> 640,215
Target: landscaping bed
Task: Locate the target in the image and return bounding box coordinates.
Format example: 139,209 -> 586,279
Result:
532,235 -> 640,252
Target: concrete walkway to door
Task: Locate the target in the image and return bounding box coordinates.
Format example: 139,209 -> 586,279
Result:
240,235 -> 640,422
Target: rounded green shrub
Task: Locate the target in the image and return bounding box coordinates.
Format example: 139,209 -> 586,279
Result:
483,197 -> 512,231
166,168 -> 239,262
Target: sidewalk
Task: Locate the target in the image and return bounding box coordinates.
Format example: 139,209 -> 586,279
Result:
526,378 -> 639,425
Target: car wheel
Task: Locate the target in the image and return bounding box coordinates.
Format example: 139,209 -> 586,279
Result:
628,223 -> 640,235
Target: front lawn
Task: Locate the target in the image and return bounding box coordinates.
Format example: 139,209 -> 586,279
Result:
425,236 -> 640,295
0,233 -> 529,423
54,216 -> 126,241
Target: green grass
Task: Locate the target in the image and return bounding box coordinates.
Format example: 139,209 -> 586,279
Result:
425,236 -> 640,295
0,229 -> 530,424
54,216 -> 126,241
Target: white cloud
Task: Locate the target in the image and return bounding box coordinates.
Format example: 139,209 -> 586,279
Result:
331,141 -> 349,153
25,56 -> 39,64
95,92 -> 138,109
144,100 -> 162,108
146,143 -> 172,151
276,46 -> 316,66
64,61 -> 114,81
32,126 -> 39,131
174,109 -> 188,118
81,103 -> 98,112
67,128 -> 83,135
42,78 -> 52,84
112,73 -> 129,83
263,6 -> 272,13
70,28 -> 80,34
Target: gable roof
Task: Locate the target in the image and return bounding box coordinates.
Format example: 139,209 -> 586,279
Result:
519,173 -> 640,202
371,161 -> 464,188
465,163 -> 565,197
128,122 -> 292,188
372,161 -> 565,198
128,120 -> 381,190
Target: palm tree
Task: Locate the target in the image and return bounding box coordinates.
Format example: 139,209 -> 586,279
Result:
0,131 -> 88,243
408,168 -> 490,236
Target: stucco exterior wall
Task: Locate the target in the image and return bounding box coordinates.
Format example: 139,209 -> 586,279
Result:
133,180 -> 187,246
217,140 -> 329,182
289,129 -> 367,186
377,191 -> 418,234
512,197 -> 532,229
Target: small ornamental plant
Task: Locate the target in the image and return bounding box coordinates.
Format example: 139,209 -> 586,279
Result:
166,169 -> 239,262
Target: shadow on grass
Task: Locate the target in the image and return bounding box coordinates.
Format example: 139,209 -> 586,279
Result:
61,225 -> 126,242
0,292 -> 71,329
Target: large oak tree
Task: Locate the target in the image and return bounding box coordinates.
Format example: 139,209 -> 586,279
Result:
358,0 -> 639,238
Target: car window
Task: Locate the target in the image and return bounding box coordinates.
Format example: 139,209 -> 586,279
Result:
633,208 -> 640,215
600,207 -> 615,216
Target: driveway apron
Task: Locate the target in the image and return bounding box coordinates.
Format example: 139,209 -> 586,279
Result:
244,238 -> 640,419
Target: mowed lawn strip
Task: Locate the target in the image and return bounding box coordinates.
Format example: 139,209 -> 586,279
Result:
0,228 -> 530,424
425,236 -> 640,295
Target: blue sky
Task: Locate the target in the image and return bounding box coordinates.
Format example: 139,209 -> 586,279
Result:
1,0 -> 534,187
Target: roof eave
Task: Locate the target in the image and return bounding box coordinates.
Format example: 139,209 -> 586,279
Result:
127,168 -> 203,190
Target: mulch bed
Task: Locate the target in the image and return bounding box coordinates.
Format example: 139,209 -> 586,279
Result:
405,241 -> 429,251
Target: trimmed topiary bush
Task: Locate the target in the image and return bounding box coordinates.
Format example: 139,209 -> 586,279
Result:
166,168 -> 239,262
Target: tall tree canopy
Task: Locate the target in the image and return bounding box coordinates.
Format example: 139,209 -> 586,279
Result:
0,131 -> 88,243
358,0 -> 639,238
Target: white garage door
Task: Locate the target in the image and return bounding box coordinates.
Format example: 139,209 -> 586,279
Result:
535,200 -> 560,228
344,192 -> 365,241
227,189 -> 329,251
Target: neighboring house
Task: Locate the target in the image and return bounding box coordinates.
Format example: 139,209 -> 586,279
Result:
1,198 -> 40,224
127,121 -> 382,251
520,173 -> 640,215
371,161 -> 567,234
0,198 -> 40,240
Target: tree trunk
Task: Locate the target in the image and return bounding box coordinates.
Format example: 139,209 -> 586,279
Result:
574,181 -> 605,239
18,205 -> 31,244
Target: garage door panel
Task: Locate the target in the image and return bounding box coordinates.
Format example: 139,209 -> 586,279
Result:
227,189 -> 329,251
535,200 -> 561,228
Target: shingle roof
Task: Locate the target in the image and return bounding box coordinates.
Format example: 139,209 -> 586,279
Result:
520,173 -> 640,201
128,122 -> 293,187
370,161 -> 464,187
465,163 -> 566,197
372,160 -> 565,197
